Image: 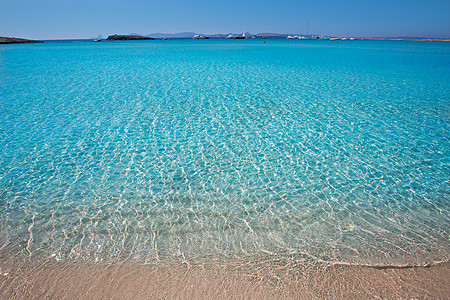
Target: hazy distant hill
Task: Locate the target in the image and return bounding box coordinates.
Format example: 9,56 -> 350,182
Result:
256,32 -> 289,37
145,32 -> 259,39
370,36 -> 448,40
209,32 -> 256,38
146,32 -> 197,39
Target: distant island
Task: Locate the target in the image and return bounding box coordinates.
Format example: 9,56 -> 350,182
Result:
106,35 -> 154,41
0,37 -> 42,44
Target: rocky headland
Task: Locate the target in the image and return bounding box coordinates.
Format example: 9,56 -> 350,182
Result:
0,37 -> 42,44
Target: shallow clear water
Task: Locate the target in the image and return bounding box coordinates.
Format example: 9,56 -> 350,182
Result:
0,39 -> 449,265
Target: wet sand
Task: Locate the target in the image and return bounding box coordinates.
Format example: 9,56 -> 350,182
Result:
1,259 -> 448,299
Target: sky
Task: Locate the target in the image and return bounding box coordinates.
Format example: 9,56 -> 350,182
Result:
1,0 -> 449,39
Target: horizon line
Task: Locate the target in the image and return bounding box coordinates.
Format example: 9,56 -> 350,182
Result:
2,32 -> 450,41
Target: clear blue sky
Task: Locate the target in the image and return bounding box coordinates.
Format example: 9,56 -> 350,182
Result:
1,0 -> 449,39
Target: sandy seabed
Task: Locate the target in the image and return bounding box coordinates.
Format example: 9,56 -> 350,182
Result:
0,258 -> 449,299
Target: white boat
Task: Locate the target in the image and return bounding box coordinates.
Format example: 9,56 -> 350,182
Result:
227,34 -> 246,39
193,34 -> 208,39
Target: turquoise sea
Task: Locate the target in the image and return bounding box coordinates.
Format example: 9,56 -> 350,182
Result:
0,39 -> 448,266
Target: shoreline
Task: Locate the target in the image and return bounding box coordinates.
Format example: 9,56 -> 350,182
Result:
1,259 -> 448,299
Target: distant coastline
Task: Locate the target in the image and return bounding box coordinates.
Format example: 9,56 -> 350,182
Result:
1,34 -> 449,43
0,37 -> 42,44
106,34 -> 154,41
360,37 -> 450,42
